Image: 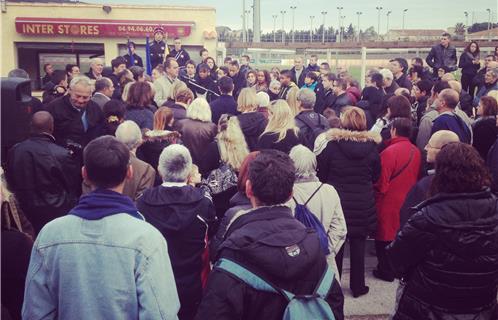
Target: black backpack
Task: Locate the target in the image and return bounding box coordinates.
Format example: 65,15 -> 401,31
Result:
297,113 -> 327,150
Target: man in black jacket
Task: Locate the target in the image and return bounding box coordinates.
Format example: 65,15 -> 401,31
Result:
390,58 -> 412,91
5,111 -> 80,233
196,150 -> 344,320
123,41 -> 143,68
45,76 -> 104,149
425,33 -> 457,78
291,57 -> 306,87
330,78 -> 353,114
411,79 -> 433,125
228,60 -> 246,99
150,27 -> 168,69
137,144 -> 216,320
210,76 -> 237,124
295,88 -> 330,150
167,37 -> 191,67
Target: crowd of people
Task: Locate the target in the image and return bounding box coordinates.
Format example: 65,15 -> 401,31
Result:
2,31 -> 498,320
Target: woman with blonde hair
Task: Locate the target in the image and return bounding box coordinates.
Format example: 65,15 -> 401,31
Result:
164,80 -> 188,108
236,87 -> 268,151
199,114 -> 250,216
257,99 -> 300,153
315,106 -> 381,298
286,86 -> 300,116
176,98 -> 218,165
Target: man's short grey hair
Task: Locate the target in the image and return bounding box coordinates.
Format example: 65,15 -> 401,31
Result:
8,69 -> 29,79
379,68 -> 393,80
269,80 -> 281,89
90,57 -> 104,67
158,144 -> 192,183
115,120 -> 143,151
487,68 -> 498,79
69,76 -> 93,90
289,144 -> 317,179
297,88 -> 316,109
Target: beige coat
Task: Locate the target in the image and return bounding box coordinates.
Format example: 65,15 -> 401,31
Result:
82,153 -> 155,201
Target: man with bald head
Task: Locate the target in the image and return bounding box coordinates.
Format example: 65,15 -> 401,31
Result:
5,111 -> 80,233
431,88 -> 472,143
46,76 -> 104,148
399,130 -> 460,226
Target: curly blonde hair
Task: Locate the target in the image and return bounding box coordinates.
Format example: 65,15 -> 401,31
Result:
217,115 -> 249,171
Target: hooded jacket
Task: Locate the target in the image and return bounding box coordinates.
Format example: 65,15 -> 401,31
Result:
315,128 -> 382,237
387,190 -> 498,320
196,205 -> 344,320
137,185 -> 216,318
237,112 -> 268,151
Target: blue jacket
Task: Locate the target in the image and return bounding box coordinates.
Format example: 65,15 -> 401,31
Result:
431,112 -> 472,144
22,213 -> 180,320
209,94 -> 238,125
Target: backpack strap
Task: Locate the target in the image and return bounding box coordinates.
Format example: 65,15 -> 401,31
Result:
389,147 -> 415,182
304,183 -> 324,206
314,264 -> 335,298
216,258 -> 294,301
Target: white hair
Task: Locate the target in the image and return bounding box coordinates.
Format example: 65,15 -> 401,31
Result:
256,91 -> 270,107
115,120 -> 143,151
69,76 -> 94,91
90,57 -> 104,67
297,88 -> 316,109
289,144 -> 317,179
187,98 -> 212,122
379,68 -> 393,81
158,144 -> 192,182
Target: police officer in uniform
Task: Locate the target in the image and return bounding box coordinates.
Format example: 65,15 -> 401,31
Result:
167,37 -> 190,67
124,41 -> 143,68
150,27 -> 168,69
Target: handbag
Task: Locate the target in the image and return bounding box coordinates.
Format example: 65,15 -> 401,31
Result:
202,142 -> 238,195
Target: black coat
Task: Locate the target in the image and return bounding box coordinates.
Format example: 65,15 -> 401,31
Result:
210,95 -> 238,125
425,44 -> 458,74
331,92 -> 353,115
295,110 -> 330,150
473,116 -> 498,159
316,129 -> 382,237
5,134 -> 80,233
237,112 -> 268,152
399,174 -> 434,227
290,67 -> 306,87
257,130 -> 300,154
196,205 -> 344,320
123,53 -> 144,68
150,40 -> 167,69
458,51 -> 480,76
230,72 -> 246,99
387,190 -> 498,320
395,74 -> 412,91
45,95 -> 104,148
137,185 -> 216,319
167,48 -> 191,67
192,75 -> 219,103
359,86 -> 384,122
488,137 -> 498,194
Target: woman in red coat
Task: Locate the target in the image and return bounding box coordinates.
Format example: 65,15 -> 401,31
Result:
374,118 -> 421,282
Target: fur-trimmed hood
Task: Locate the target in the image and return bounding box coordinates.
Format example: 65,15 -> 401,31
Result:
314,128 -> 382,157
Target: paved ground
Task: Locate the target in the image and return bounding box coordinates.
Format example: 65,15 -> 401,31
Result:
340,240 -> 397,320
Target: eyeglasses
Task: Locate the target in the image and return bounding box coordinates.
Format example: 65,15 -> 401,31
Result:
426,143 -> 440,150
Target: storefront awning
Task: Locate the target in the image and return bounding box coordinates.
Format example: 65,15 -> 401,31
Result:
15,17 -> 195,38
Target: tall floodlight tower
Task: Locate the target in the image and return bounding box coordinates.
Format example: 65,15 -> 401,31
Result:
253,0 -> 261,42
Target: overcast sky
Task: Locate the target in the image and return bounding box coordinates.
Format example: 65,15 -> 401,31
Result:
88,0 -> 497,33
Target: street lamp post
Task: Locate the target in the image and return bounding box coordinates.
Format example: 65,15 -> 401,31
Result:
376,6 -> 383,41
281,10 -> 286,43
386,11 -> 392,34
402,9 -> 408,31
464,11 -> 469,39
337,6 -> 343,43
290,6 -> 297,43
272,14 -> 278,43
341,15 -> 346,41
356,11 -> 362,42
245,9 -> 251,42
321,11 -> 327,43
487,8 -> 492,42
242,0 -> 246,42
310,15 -> 315,42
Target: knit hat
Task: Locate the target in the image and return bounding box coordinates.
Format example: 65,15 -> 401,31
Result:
153,26 -> 165,35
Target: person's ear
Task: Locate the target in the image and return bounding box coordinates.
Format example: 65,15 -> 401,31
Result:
245,180 -> 254,199
126,165 -> 133,180
82,166 -> 88,181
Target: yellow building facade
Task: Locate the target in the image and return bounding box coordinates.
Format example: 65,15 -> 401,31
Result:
1,2 -> 217,87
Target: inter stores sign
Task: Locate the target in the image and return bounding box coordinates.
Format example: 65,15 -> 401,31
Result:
15,17 -> 194,38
